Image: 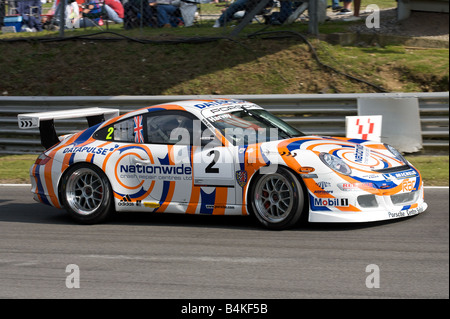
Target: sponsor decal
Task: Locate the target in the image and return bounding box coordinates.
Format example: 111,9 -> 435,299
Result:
362,174 -> 382,180
338,182 -> 374,191
205,205 -> 235,210
313,198 -> 349,207
314,190 -> 333,195
388,207 -> 420,219
381,170 -> 418,181
119,164 -> 191,175
208,114 -> 232,122
143,202 -> 160,208
63,146 -> 113,155
317,181 -> 331,189
236,170 -> 248,188
118,195 -> 141,207
392,170 -> 418,179
355,145 -> 370,164
194,99 -> 245,109
401,179 -> 416,192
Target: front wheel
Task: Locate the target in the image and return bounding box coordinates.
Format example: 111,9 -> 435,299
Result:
249,167 -> 306,230
60,164 -> 113,224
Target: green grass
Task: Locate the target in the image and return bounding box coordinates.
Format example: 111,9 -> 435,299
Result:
314,43 -> 449,92
1,1 -> 447,95
0,37 -> 447,95
407,156 -> 449,186
0,155 -> 36,184
0,154 -> 448,186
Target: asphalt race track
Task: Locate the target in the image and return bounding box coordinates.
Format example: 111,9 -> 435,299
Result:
0,185 -> 448,300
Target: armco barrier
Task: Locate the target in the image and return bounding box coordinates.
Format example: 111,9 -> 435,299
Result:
0,93 -> 448,154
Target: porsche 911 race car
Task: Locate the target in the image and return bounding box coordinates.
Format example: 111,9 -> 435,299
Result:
18,99 -> 427,229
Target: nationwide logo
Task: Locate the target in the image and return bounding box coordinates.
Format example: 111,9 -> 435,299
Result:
313,198 -> 349,207
355,144 -> 370,164
120,164 -> 192,175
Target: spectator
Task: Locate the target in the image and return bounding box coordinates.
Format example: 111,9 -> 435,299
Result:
0,0 -> 5,27
80,0 -> 106,27
123,0 -> 158,29
104,0 -> 124,24
212,0 -> 267,27
341,0 -> 361,21
18,0 -> 43,32
150,0 -> 183,28
337,0 -> 360,16
265,1 -> 296,25
212,0 -> 246,27
330,0 -> 342,12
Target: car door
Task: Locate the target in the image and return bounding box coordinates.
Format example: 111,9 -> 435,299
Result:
192,144 -> 235,188
131,111 -> 195,206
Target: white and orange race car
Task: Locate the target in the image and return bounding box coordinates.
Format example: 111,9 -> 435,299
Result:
18,99 -> 427,229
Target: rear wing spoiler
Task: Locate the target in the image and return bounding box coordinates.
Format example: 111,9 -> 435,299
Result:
18,107 -> 120,149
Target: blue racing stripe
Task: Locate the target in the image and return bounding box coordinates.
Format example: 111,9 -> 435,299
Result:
200,189 -> 216,214
34,165 -> 51,206
155,181 -> 171,212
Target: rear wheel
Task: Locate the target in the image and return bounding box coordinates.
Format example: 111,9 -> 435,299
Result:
60,164 -> 113,224
249,167 -> 305,230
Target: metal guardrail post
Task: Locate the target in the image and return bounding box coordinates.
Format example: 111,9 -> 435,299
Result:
59,0 -> 65,38
308,0 -> 318,36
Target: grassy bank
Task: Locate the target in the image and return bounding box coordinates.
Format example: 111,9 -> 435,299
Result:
0,1 -> 448,95
0,38 -> 448,95
0,154 -> 448,186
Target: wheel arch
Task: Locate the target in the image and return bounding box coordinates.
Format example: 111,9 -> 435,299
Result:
57,161 -> 113,209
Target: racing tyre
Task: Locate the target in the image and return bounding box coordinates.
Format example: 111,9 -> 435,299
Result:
60,164 -> 113,224
249,167 -> 305,230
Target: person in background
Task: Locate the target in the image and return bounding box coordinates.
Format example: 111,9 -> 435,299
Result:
330,0 -> 342,12
150,0 -> 182,28
212,0 -> 264,28
337,0 -> 360,16
104,0 -> 124,23
340,0 -> 361,21
0,0 -> 5,27
18,0 -> 43,31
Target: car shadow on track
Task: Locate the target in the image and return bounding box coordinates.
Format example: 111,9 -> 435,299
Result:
0,201 -> 421,231
0,203 -> 70,225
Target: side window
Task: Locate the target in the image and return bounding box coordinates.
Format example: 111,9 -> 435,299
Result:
95,116 -> 143,143
147,113 -> 194,145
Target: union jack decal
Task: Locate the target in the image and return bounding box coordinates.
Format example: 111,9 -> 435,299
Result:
134,115 -> 144,143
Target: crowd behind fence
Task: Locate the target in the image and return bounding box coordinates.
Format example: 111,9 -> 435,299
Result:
0,0 -> 344,38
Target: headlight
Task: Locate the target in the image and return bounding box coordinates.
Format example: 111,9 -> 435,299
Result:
384,144 -> 407,164
319,152 -> 352,175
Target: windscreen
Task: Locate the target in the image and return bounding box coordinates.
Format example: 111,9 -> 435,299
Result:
207,109 -> 304,145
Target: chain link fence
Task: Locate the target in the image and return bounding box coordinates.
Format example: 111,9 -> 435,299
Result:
0,0 -> 335,38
